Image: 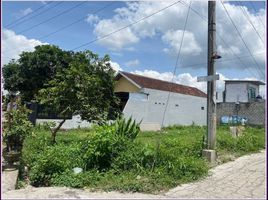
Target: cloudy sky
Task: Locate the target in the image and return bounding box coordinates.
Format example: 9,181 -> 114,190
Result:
2,1 -> 266,97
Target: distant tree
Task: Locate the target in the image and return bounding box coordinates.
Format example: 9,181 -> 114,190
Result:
3,45 -> 73,102
37,51 -> 120,144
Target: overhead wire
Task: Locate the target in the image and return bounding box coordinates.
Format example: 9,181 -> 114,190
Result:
180,0 -> 261,79
70,1 -> 181,51
5,1 -> 54,28
220,1 -> 265,79
249,1 -> 265,29
160,1 -> 192,128
5,2 -> 63,29
5,1 -> 87,41
237,1 -> 264,45
36,2 -> 116,40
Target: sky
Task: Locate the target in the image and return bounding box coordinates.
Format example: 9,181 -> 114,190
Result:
2,1 -> 267,97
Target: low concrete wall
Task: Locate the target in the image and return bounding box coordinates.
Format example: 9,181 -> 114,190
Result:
217,101 -> 265,126
36,115 -> 91,129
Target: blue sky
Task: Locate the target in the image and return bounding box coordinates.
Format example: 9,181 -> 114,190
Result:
2,1 -> 266,95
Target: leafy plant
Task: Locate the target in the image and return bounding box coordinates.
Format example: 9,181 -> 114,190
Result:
4,99 -> 33,152
114,117 -> 141,140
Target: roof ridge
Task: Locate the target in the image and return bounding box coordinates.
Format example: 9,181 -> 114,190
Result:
120,71 -> 201,91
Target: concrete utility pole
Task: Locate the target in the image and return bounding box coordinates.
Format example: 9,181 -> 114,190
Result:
207,1 -> 216,150
202,1 -> 219,163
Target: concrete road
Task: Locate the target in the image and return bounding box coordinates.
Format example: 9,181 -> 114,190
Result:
2,151 -> 266,199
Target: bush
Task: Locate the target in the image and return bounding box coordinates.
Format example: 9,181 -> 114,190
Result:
81,125 -> 128,171
4,99 -> 33,151
29,143 -> 84,186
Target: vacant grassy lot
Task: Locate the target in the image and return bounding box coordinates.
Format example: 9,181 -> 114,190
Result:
20,125 -> 265,193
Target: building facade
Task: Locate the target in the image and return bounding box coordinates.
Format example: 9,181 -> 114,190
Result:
223,80 -> 265,103
115,71 -> 207,130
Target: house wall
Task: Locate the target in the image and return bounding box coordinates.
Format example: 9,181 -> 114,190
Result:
123,88 -> 207,128
114,77 -> 140,93
225,83 -> 260,103
225,83 -> 248,102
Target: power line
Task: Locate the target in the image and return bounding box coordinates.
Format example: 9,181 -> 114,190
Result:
180,0 -> 261,79
37,2 -> 115,40
220,1 -> 265,79
5,2 -> 63,29
161,1 -> 192,128
249,1 -> 265,29
5,1 -> 54,28
3,2 -> 115,55
5,1 -> 87,41
71,1 -> 181,51
237,1 -> 264,45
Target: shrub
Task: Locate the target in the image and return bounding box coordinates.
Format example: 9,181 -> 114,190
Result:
4,99 -> 33,151
113,117 -> 141,140
21,130 -> 51,168
81,125 -> 128,171
29,143 -> 84,186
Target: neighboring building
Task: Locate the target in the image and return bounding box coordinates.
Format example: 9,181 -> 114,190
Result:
115,71 -> 207,130
223,80 -> 265,103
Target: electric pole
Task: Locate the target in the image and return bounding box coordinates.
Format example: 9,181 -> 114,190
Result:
207,0 -> 217,150
198,1 -> 221,163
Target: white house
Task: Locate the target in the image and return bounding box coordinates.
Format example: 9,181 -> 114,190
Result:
223,80 -> 265,103
115,71 -> 207,130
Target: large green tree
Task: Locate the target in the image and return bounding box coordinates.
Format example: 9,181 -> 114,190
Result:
3,45 -> 73,101
37,51 -> 120,143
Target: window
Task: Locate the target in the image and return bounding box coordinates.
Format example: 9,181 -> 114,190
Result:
248,87 -> 256,99
201,107 -> 204,110
175,104 -> 179,107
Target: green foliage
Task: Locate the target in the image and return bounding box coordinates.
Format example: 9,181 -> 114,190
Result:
217,126 -> 265,156
21,125 -> 264,193
114,117 -> 141,140
3,45 -> 73,101
28,143 -> 84,186
4,100 -> 33,151
2,60 -> 20,93
37,50 -> 119,123
81,125 -> 128,171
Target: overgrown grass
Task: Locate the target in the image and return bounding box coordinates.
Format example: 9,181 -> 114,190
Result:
20,124 -> 265,193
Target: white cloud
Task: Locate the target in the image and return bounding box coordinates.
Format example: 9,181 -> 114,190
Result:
2,29 -> 47,65
125,59 -> 139,67
110,61 -> 122,72
20,8 -> 33,16
85,14 -> 99,25
89,1 -> 265,78
161,29 -> 202,56
93,19 -> 139,50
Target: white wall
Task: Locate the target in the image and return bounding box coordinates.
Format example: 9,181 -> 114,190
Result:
225,83 -> 260,102
123,88 -> 207,128
36,115 -> 91,129
225,83 -> 248,102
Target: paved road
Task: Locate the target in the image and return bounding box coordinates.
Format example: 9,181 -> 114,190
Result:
2,151 -> 266,199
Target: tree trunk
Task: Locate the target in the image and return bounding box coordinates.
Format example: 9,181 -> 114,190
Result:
50,119 -> 66,144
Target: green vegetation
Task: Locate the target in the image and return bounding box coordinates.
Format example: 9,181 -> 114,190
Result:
21,123 -> 265,193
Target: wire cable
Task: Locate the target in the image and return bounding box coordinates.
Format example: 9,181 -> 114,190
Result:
71,1 -> 181,51
5,1 -> 87,41
220,1 -> 265,79
237,1 -> 264,45
37,2 -> 115,40
160,1 -> 192,128
5,2 -> 63,29
5,1 -> 54,28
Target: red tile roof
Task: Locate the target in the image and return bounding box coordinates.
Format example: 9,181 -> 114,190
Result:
117,71 -> 207,98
